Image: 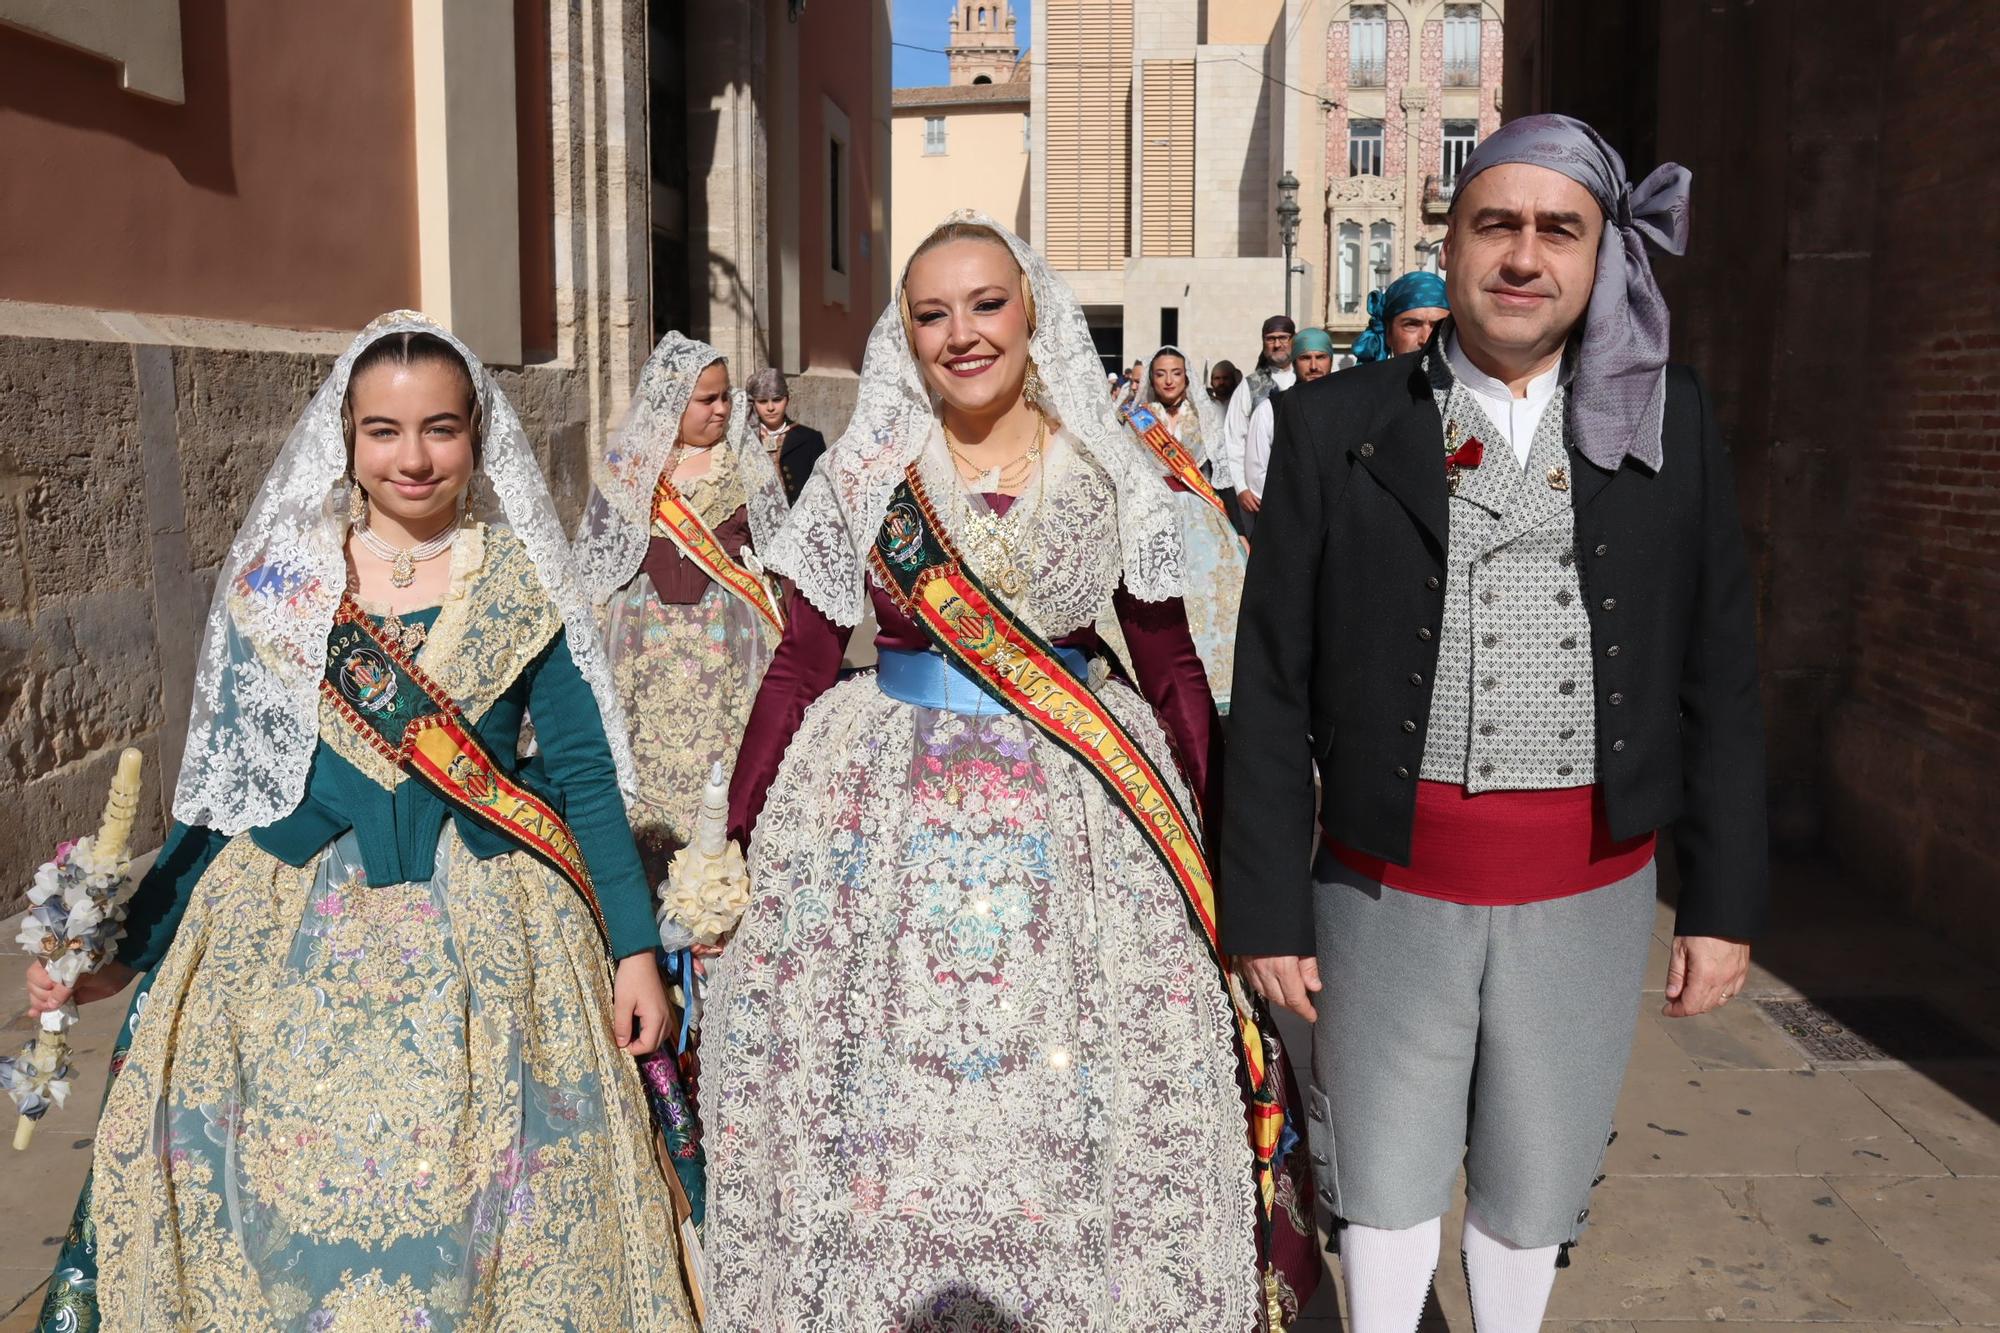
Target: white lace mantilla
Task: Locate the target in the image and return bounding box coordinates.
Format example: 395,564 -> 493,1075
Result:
573,332 -> 790,609
763,210 -> 1183,628
174,312 -> 636,833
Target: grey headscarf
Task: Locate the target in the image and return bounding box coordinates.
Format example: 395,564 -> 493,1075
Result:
1453,113 -> 1691,473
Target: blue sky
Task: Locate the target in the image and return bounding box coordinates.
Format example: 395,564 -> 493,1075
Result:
893,0 -> 1032,87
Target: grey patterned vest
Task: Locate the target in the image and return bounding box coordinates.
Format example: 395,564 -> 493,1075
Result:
1419,358 -> 1597,791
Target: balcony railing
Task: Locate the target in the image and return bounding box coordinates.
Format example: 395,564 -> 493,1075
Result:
1350,56 -> 1385,87
1443,57 -> 1481,87
1423,173 -> 1456,215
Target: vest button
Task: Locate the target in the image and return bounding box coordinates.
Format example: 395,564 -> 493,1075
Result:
1478,761 -> 1494,777
1606,644 -> 1621,657
1612,739 -> 1626,752
1595,543 -> 1609,557
1483,634 -> 1498,647
1559,680 -> 1576,695
1479,723 -> 1496,737
1610,691 -> 1624,705
1561,636 -> 1577,649
1426,575 -> 1440,590
1409,672 -> 1424,686
1559,727 -> 1576,740
1557,763 -> 1574,777
1418,626 -> 1433,640
1394,765 -> 1410,779
1555,590 -> 1573,607
1482,676 -> 1497,691
1359,442 -> 1376,457
1602,597 -> 1618,611
1402,719 -> 1417,733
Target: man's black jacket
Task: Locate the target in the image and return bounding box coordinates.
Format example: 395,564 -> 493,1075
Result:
1219,345 -> 1769,956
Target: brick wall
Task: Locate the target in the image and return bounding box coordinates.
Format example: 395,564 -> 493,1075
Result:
1827,0 -> 2000,958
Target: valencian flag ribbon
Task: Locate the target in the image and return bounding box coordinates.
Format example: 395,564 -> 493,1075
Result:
651,474 -> 785,635
320,595 -> 609,950
1121,402 -> 1231,521
868,467 -> 1289,1222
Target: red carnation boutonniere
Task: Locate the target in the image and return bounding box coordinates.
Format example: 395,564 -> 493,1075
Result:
1445,435 -> 1485,493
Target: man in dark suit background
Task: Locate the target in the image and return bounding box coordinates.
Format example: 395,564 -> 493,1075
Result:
1223,115 -> 1768,1332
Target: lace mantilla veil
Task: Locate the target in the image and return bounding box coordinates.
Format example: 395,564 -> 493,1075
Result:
572,332 -> 790,608
173,312 -> 638,834
762,211 -> 1184,627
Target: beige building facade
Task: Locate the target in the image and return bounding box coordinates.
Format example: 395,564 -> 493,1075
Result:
1311,0 -> 1505,348
1032,0 -> 1316,379
0,0 -> 890,907
891,82 -> 1032,274
890,1 -> 1031,277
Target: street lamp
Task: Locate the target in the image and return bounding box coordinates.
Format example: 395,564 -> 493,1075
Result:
1373,251 -> 1393,298
1276,170 -> 1301,320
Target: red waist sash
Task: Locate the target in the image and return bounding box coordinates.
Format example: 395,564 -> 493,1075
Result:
1327,780 -> 1655,906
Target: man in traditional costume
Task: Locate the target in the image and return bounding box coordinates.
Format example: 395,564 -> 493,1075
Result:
1222,315 -> 1297,535
1353,270 -> 1452,362
1224,115 -> 1768,1333
1242,328 -> 1336,517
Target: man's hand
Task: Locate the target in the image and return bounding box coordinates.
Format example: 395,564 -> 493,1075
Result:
1663,935 -> 1752,1018
613,953 -> 670,1055
1239,954 -> 1321,1022
1239,490 -> 1263,514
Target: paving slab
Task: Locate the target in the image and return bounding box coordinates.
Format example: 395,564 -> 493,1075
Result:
1646,1000 -> 1814,1072
1608,1069 -> 1945,1177
1543,1175 -> 1955,1324
1846,1067 -> 2000,1177
1832,1174 -> 2000,1324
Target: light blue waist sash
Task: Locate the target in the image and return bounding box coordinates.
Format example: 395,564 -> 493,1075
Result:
876,645 -> 1089,716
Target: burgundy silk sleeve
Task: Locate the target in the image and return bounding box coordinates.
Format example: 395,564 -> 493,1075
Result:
1111,584 -> 1224,828
727,590 -> 848,843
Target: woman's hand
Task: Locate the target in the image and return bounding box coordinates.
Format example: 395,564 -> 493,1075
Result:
26,959 -> 136,1015
612,953 -> 670,1056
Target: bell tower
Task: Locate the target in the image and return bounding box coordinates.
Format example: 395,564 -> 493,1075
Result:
947,1 -> 1019,86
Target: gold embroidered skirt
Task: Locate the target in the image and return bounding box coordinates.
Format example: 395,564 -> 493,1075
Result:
603,579 -> 773,870
91,831 -> 693,1331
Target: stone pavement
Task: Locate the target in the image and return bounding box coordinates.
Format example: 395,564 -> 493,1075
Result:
2,857 -> 1996,1330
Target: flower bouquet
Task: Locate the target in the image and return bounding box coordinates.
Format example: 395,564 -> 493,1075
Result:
1,748 -> 143,1149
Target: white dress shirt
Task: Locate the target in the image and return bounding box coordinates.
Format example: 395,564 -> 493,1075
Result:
1444,333 -> 1562,469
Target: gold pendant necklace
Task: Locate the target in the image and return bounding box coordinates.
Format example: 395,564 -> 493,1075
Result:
942,415 -> 1049,600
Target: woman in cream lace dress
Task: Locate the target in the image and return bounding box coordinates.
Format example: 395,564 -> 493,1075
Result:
700,216 -> 1309,1331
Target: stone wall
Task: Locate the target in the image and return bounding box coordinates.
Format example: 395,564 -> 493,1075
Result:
0,325 -> 591,914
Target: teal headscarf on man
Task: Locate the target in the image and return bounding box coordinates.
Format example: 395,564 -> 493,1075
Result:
1351,272 -> 1449,363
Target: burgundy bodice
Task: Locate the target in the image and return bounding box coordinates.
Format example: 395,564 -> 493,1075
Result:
641,504 -> 752,604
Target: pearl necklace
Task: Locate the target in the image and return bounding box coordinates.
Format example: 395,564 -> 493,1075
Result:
354,522 -> 457,588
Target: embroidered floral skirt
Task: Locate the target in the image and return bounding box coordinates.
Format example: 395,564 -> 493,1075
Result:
604,580 -> 773,876
1178,494 -> 1246,713
703,673 -> 1262,1332
90,831 -> 694,1332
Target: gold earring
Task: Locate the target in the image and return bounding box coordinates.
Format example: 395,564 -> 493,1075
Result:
348,481 -> 367,527
1022,358 -> 1046,409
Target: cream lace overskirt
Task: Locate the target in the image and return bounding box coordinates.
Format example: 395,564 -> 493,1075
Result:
701,673 -> 1260,1332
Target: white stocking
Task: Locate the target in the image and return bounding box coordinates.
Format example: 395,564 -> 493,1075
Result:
1461,1205 -> 1562,1333
1338,1216 -> 1441,1333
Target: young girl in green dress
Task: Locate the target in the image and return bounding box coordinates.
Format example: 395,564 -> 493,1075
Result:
24,312 -> 695,1332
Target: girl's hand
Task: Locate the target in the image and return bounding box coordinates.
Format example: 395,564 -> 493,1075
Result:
26,959 -> 136,1015
612,953 -> 670,1056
